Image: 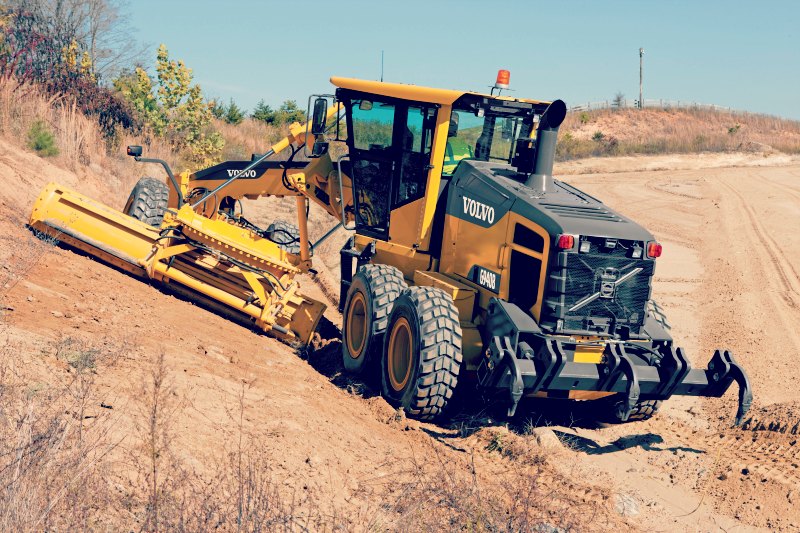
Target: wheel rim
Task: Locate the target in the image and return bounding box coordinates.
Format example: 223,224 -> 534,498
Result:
388,317 -> 413,392
346,292 -> 367,358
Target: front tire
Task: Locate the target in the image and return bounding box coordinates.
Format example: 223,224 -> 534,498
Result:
124,177 -> 169,226
381,286 -> 462,420
341,264 -> 407,373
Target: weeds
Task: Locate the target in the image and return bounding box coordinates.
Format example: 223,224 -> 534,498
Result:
0,335 -> 120,531
26,120 -> 59,156
378,439 -> 619,531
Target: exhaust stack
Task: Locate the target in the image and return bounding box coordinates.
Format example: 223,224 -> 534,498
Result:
525,99 -> 567,193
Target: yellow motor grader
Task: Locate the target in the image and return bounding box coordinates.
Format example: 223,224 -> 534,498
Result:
28,73 -> 752,423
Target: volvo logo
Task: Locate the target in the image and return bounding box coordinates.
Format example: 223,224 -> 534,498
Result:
599,268 -> 619,299
462,196 -> 495,224
227,169 -> 257,178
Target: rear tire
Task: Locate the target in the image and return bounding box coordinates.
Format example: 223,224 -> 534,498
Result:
381,286 -> 462,420
341,264 -> 407,374
606,397 -> 662,423
124,177 -> 169,226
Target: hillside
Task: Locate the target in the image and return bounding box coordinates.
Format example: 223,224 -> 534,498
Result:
0,144 -> 625,529
558,107 -> 800,159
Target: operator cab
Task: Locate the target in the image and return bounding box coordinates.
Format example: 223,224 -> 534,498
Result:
335,84 -> 549,244
443,94 -> 539,177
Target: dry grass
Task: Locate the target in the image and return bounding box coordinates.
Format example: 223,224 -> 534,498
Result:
369,430 -> 622,532
558,107 -> 800,160
215,118 -> 287,162
0,332 -> 122,532
0,80 -> 103,170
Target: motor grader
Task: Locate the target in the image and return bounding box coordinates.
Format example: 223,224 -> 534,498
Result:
28,72 -> 752,424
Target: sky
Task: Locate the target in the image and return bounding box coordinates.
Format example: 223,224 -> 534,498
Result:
127,0 -> 800,119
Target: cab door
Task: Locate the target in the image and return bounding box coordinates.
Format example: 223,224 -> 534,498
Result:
345,98 -> 397,239
342,93 -> 436,244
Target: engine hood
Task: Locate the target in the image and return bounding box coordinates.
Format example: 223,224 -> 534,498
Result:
448,160 -> 655,243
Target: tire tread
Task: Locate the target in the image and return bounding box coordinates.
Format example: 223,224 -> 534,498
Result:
126,177 -> 169,226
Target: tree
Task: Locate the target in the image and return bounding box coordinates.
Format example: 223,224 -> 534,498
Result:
274,100 -> 305,125
209,98 -> 225,119
251,99 -> 274,123
224,98 -> 244,125
113,44 -> 223,166
0,2 -> 137,141
612,92 -> 625,108
113,67 -> 166,134
2,0 -> 144,80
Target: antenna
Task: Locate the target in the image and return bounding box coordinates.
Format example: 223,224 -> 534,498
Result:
380,50 -> 384,82
639,47 -> 644,109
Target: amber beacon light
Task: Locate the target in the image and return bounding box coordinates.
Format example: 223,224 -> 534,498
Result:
495,69 -> 510,90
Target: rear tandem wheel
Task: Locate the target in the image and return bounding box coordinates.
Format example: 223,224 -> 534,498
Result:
341,264 -> 408,373
380,286 -> 462,420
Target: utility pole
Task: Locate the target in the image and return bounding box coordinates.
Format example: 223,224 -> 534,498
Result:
639,47 -> 644,109
380,50 -> 384,82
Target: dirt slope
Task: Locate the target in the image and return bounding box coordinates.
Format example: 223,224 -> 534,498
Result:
2,139 -> 799,530
0,141 -> 623,529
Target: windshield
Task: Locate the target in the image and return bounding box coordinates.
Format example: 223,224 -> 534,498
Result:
443,99 -> 536,176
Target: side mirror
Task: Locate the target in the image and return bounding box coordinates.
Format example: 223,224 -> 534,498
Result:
311,141 -> 329,158
311,98 -> 327,136
358,100 -> 373,111
127,145 -> 142,157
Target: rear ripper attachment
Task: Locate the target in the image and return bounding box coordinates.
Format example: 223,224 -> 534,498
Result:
477,299 -> 752,425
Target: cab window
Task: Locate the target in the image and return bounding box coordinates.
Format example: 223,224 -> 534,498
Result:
396,106 -> 435,206
351,101 -> 394,151
342,92 -> 437,237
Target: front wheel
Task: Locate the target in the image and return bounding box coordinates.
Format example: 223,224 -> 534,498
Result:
381,286 -> 462,420
124,177 -> 169,226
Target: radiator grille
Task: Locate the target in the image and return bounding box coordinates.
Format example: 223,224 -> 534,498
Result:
544,251 -> 653,334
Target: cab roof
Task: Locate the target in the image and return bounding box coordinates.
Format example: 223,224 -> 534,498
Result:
330,77 -> 551,107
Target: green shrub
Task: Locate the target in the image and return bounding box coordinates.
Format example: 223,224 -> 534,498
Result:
592,130 -> 605,142
224,99 -> 244,125
27,120 -> 59,157
579,112 -> 590,124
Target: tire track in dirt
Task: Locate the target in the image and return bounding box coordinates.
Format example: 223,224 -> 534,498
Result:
668,415 -> 800,490
644,177 -> 705,200
710,429 -> 800,488
719,179 -> 800,307
758,171 -> 800,203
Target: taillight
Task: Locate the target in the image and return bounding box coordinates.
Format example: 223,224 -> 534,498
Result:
647,241 -> 662,258
556,234 -> 575,249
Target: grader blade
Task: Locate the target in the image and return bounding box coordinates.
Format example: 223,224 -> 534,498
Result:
29,182 -> 326,344
30,182 -> 157,277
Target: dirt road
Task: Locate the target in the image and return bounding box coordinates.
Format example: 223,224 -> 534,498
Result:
558,155 -> 800,531
1,146 -> 799,530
